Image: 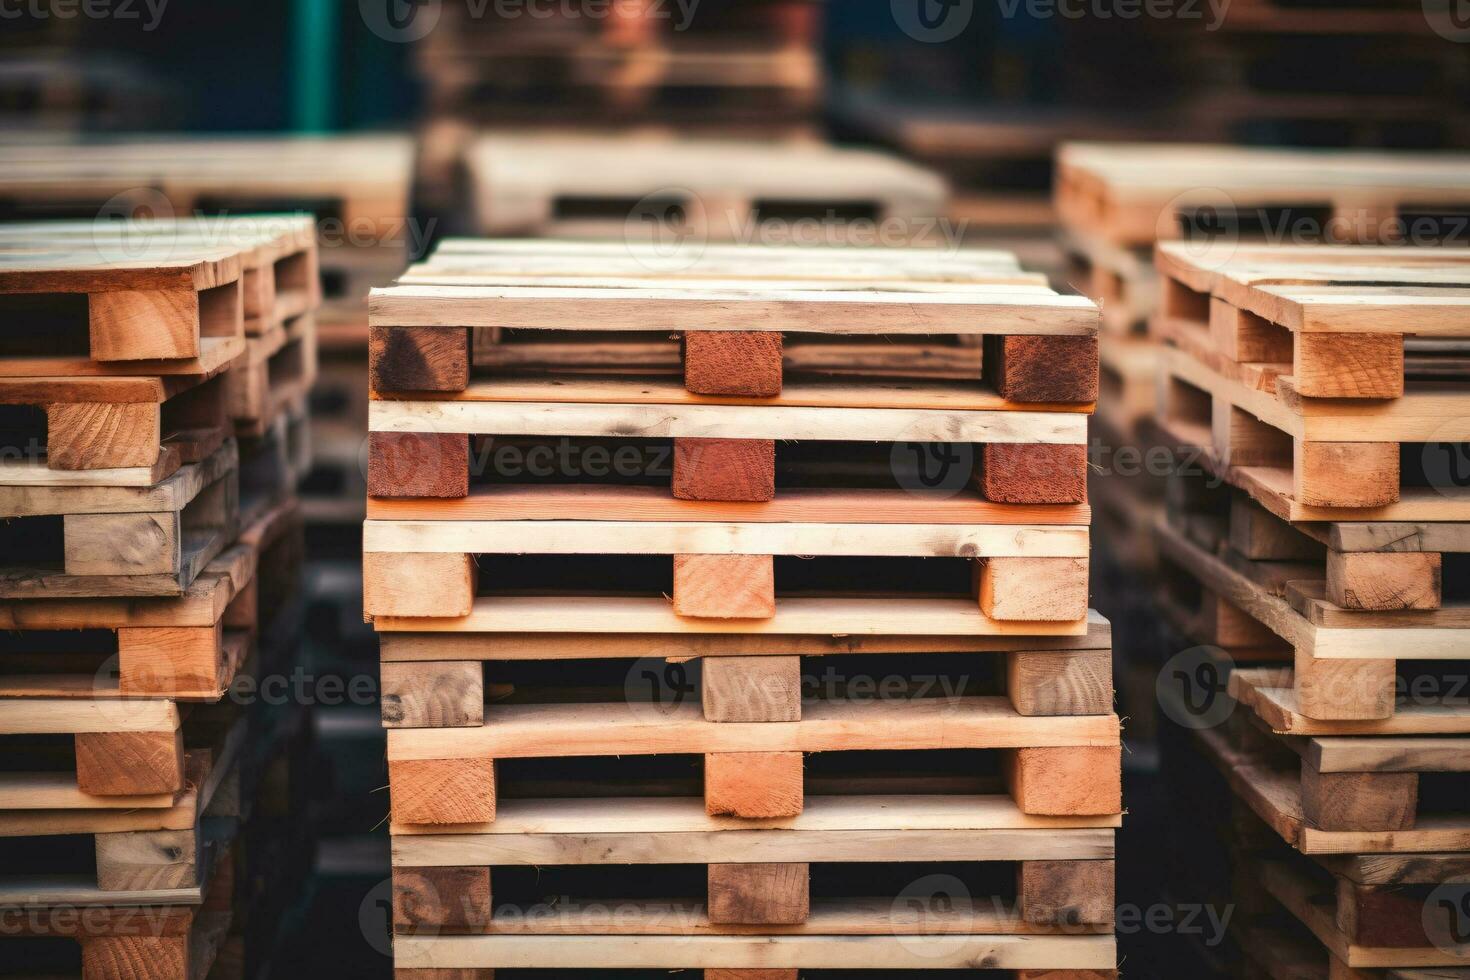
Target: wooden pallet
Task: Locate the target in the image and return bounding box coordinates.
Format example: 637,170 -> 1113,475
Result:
1156,512 -> 1470,721
1056,143 -> 1470,249
1060,229 -> 1157,336
463,137 -> 946,239
1158,344 -> 1470,523
1231,667 -> 1470,737
0,440 -> 239,598
224,312 -> 318,438
0,241 -> 244,372
0,215 -> 319,340
0,845 -> 234,980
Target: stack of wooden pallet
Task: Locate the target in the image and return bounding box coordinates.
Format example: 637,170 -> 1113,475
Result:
1056,142 -> 1470,578
0,135 -> 416,674
465,132 -> 948,243
363,238 -> 1121,977
417,0 -> 823,137
1148,241 -> 1470,976
0,218 -> 316,979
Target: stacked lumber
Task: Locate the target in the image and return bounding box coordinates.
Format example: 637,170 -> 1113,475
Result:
465,132 -> 948,243
1056,142 -> 1470,577
0,135 -> 416,678
364,238 -> 1121,977
0,218 -> 315,979
417,0 -> 823,137
1149,241 -> 1470,977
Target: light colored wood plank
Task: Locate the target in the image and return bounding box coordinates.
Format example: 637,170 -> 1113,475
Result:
363,520 -> 1089,558
372,596 -> 1091,637
369,397 -> 1089,443
386,698 -> 1121,761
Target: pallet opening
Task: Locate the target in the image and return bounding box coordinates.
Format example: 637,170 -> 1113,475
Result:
160,374 -> 227,446
551,194 -> 690,227
1175,203 -> 1333,244
749,199 -> 882,226
0,403 -> 46,460
0,514 -> 64,574
1221,406 -> 1291,470
0,294 -> 91,358
480,653 -> 1004,711
191,196 -> 342,225
197,280 -> 241,340
0,934 -> 78,974
318,265 -> 350,301
179,470 -> 237,562
1161,376 -> 1211,435
1395,205 -> 1470,246
0,830 -> 98,878
273,249 -> 315,309
1158,276 -> 1210,326
470,554 -> 976,600
0,628 -> 119,695
1404,441 -> 1470,493
0,733 -> 80,776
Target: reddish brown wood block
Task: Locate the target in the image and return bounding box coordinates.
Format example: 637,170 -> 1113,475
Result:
369,432 -> 470,498
674,555 -> 776,619
393,867 -> 492,931
684,331 -> 783,396
705,751 -> 804,818
987,335 -> 1099,403
370,326 -> 470,393
978,443 -> 1088,504
389,758 -> 497,826
707,863 -> 810,924
75,730 -> 185,796
1005,745 -> 1121,816
672,438 -> 775,501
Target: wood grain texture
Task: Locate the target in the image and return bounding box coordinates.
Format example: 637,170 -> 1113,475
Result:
702,656 -> 801,722
1294,441 -> 1399,508
75,729 -> 185,796
1294,648 -> 1395,722
89,288 -> 199,362
95,828 -> 197,891
976,557 -> 1089,622
1018,860 -> 1115,926
1007,650 -> 1113,717
987,334 -> 1099,403
369,432 -> 470,499
1326,551 -> 1441,611
706,971 -> 799,980
46,401 -> 161,470
63,512 -> 178,576
684,331 -> 784,396
1005,746 -> 1121,816
391,758 -> 497,826
979,443 -> 1087,504
82,935 -> 190,980
1294,332 -> 1403,399
672,438 -> 776,502
674,555 -> 776,619
707,863 -> 810,925
364,552 -> 476,618
1301,766 -> 1418,832
394,867 -> 493,931
395,971 -> 496,980
705,752 -> 804,818
370,325 -> 469,393
382,661 -> 485,729
117,625 -> 223,697
1229,494 -> 1320,560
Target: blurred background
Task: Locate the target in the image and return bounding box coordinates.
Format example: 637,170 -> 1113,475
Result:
4,1 -> 1469,977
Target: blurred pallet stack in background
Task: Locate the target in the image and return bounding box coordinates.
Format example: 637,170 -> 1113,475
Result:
1146,237 -> 1470,974
363,238 -> 1123,976
0,217 -> 316,979
0,132 -> 417,703
1054,143 -> 1470,742
417,0 -> 824,137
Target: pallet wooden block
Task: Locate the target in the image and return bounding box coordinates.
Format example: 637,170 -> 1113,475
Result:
0,440 -> 239,598
224,312 -> 318,437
